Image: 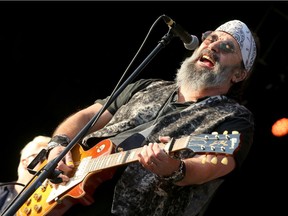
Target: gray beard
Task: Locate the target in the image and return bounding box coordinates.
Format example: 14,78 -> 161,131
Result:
175,54 -> 231,92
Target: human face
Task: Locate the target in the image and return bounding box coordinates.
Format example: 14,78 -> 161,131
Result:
198,30 -> 244,70
176,31 -> 244,92
21,151 -> 46,174
22,153 -> 45,166
19,145 -> 46,178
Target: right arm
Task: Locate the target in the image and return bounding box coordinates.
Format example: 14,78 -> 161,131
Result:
47,78 -> 158,184
47,102 -> 113,183
51,102 -> 113,138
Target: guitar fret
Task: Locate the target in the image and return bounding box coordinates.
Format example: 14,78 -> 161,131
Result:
123,151 -> 131,163
97,156 -> 103,168
128,150 -> 136,162
119,150 -> 135,164
108,154 -> 116,168
116,152 -> 124,164
93,157 -> 100,170
91,158 -> 97,171
87,158 -> 93,172
96,156 -> 102,169
100,156 -> 106,168
106,155 -> 112,167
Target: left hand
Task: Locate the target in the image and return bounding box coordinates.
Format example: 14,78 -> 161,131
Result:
137,136 -> 181,177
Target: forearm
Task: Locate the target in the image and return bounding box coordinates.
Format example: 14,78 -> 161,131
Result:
52,111 -> 92,139
139,140 -> 236,187
52,103 -> 112,140
174,154 -> 236,186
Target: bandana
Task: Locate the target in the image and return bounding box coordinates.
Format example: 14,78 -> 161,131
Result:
215,20 -> 256,72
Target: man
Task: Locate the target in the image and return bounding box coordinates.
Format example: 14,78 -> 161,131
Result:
0,135 -> 50,214
46,19 -> 259,215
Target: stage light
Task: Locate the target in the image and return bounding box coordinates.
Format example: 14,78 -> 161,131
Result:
271,117 -> 288,137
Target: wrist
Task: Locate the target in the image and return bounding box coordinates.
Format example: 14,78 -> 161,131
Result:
160,160 -> 186,184
46,134 -> 70,155
50,134 -> 70,146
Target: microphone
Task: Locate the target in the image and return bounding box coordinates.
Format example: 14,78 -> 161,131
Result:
162,15 -> 199,50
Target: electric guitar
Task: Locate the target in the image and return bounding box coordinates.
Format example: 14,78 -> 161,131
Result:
16,132 -> 240,216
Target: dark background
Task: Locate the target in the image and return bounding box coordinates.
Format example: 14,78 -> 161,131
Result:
1,1 -> 287,215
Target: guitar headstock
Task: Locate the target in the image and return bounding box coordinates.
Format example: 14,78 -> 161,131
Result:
188,131 -> 240,154
187,131 -> 240,165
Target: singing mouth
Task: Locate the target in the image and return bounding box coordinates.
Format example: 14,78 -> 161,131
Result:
199,51 -> 216,68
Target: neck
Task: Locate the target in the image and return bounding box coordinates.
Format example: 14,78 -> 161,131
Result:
178,85 -> 229,102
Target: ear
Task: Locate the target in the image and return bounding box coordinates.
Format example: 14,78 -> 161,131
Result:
232,69 -> 247,83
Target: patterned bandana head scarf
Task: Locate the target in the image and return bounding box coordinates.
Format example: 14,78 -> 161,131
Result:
215,20 -> 257,73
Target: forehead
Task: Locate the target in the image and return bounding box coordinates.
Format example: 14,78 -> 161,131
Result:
213,31 -> 231,37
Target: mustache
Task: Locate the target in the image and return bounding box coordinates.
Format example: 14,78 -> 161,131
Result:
199,49 -> 220,63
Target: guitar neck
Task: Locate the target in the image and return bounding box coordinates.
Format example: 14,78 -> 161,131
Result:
79,133 -> 239,175
86,137 -> 189,171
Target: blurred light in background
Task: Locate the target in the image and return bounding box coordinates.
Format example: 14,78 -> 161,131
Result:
272,117 -> 288,137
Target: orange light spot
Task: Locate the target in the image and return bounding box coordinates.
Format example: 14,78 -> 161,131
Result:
271,118 -> 288,137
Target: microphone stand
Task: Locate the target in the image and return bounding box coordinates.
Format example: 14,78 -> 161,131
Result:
2,29 -> 176,216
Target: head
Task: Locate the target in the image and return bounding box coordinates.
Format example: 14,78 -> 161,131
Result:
176,19 -> 259,101
17,135 -> 50,184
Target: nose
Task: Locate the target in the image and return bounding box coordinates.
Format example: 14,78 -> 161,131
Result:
208,40 -> 221,53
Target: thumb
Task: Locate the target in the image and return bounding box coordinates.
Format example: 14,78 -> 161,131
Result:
65,151 -> 74,168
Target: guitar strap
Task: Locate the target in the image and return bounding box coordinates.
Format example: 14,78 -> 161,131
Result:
111,122 -> 155,152
110,89 -> 176,152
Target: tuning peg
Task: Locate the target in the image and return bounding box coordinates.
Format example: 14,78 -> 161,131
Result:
221,157 -> 228,165
33,193 -> 42,201
223,130 -> 228,135
232,131 -> 239,134
201,155 -> 207,164
40,179 -> 49,192
211,156 -> 218,164
33,204 -> 42,213
23,207 -> 31,215
211,131 -> 220,140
